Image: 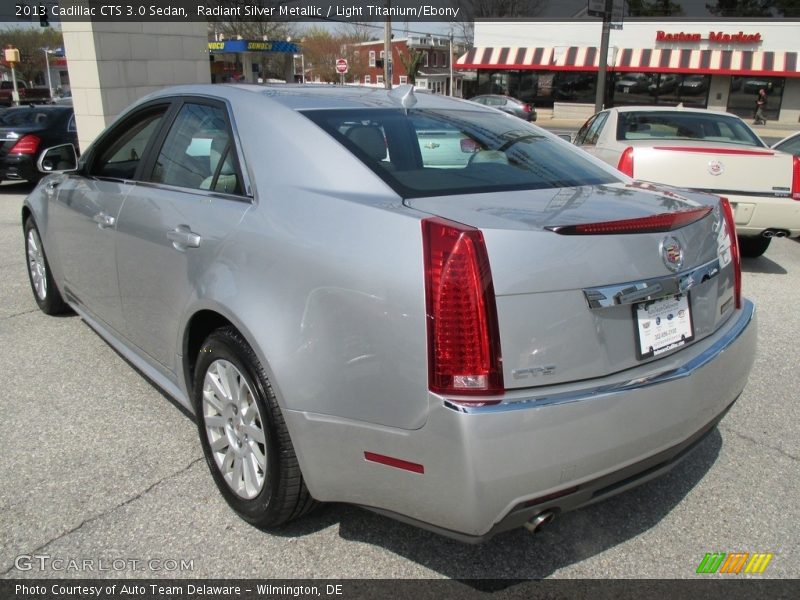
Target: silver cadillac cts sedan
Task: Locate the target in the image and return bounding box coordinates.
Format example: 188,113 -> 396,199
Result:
23,85 -> 756,542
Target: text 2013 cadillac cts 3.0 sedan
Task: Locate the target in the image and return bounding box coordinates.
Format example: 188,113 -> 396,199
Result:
23,85 -> 756,542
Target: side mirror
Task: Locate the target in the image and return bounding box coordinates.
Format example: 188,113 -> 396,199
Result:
38,143 -> 78,174
556,133 -> 573,143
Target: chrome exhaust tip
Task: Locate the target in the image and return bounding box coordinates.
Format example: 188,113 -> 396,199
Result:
762,229 -> 790,238
523,510 -> 556,534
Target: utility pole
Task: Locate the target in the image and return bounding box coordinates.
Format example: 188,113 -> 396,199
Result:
449,30 -> 454,96
384,0 -> 392,89
594,0 -> 613,113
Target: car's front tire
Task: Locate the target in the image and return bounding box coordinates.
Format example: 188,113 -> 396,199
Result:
193,327 -> 317,528
738,235 -> 771,258
24,217 -> 68,315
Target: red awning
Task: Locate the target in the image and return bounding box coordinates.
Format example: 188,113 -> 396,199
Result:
457,46 -> 800,77
456,47 -> 555,70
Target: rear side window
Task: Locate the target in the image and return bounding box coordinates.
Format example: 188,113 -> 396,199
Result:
304,108 -> 617,198
575,111 -> 608,146
616,111 -> 764,146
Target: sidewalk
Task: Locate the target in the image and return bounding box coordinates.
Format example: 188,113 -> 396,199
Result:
536,107 -> 799,139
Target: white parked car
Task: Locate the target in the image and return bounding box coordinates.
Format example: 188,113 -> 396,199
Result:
575,106 -> 800,256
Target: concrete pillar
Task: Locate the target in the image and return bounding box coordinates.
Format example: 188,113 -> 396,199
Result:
707,75 -> 730,113
61,21 -> 209,151
779,78 -> 800,124
241,53 -> 254,84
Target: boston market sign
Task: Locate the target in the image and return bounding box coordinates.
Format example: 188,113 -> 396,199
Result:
656,31 -> 762,44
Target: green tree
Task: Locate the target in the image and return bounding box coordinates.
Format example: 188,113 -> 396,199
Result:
0,27 -> 64,85
627,0 -> 685,15
398,49 -> 426,85
704,0 -> 774,16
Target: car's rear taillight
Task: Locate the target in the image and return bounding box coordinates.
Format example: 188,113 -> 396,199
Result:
792,156 -> 800,201
422,217 -> 503,401
9,134 -> 41,156
617,146 -> 634,176
719,198 -> 742,310
522,103 -> 533,113
460,138 -> 480,153
546,206 -> 712,235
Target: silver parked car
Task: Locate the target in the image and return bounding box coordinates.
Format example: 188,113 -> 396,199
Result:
23,85 -> 756,542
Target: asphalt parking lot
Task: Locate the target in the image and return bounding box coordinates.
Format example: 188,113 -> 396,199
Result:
0,180 -> 798,582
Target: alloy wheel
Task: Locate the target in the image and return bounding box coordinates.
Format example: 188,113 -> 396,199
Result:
202,359 -> 267,499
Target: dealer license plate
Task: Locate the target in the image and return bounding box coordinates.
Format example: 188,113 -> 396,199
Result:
634,294 -> 694,360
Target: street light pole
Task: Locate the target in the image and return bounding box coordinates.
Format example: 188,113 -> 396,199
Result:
383,0 -> 392,89
42,48 -> 53,100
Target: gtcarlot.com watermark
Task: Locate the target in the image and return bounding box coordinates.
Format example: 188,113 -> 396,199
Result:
14,554 -> 194,573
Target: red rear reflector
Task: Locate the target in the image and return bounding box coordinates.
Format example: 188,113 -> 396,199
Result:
720,198 -> 742,309
10,134 -> 41,156
653,146 -> 775,156
422,217 -> 503,399
792,156 -> 800,201
617,146 -> 634,176
364,452 -> 424,474
547,206 -> 713,235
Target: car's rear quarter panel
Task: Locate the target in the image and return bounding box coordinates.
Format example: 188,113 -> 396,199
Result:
198,95 -> 432,431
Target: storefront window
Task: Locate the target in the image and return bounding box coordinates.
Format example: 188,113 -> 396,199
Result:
475,70 -> 597,107
727,76 -> 784,122
610,72 -> 710,109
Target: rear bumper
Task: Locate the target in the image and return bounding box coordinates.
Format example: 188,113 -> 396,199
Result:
0,155 -> 38,182
728,194 -> 800,237
284,300 -> 756,541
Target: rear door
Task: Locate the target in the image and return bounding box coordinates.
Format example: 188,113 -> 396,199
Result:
115,98 -> 251,374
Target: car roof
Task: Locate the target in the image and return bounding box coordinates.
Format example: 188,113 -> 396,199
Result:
609,105 -> 741,118
139,83 -> 487,113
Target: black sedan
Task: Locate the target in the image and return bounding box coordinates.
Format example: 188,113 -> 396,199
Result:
468,94 -> 538,122
0,106 -> 77,184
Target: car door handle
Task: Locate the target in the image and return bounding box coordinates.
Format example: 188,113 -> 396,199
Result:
93,212 -> 116,228
167,226 -> 202,250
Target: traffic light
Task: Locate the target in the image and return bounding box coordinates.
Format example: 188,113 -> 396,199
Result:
40,11 -> 49,27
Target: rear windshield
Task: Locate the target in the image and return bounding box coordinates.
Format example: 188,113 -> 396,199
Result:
616,111 -> 763,146
303,108 -> 618,198
0,109 -> 57,128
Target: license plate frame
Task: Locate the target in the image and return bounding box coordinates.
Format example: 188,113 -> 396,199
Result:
634,293 -> 694,360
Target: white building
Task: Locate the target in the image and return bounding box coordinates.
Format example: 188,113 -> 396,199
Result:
458,19 -> 800,123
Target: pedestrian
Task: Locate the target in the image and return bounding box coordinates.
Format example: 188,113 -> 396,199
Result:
754,88 -> 767,125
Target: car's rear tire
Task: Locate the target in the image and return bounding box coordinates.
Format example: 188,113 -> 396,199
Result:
738,235 -> 771,258
193,327 -> 317,528
24,217 -> 68,315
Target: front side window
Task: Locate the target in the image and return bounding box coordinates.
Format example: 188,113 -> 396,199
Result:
149,102 -> 243,194
89,106 -> 167,179
304,108 -> 618,198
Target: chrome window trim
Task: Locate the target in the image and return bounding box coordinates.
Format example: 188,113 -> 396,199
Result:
443,299 -> 754,415
582,257 -> 721,309
131,180 -> 253,204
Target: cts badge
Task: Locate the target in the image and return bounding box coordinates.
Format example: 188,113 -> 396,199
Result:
661,236 -> 684,272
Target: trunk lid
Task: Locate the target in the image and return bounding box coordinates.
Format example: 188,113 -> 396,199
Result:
409,182 -> 737,389
630,141 -> 793,197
